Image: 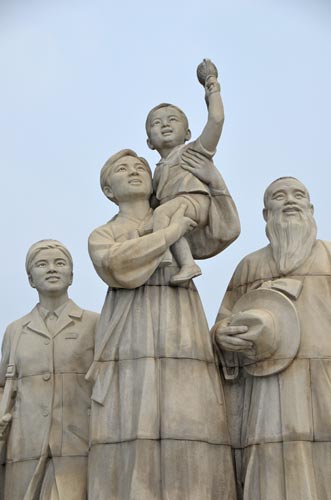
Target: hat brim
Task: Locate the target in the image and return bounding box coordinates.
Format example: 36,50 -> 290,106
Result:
232,288 -> 300,376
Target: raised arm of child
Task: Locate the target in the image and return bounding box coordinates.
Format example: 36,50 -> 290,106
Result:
197,59 -> 224,154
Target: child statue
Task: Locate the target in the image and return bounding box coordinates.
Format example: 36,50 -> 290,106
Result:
146,59 -> 224,284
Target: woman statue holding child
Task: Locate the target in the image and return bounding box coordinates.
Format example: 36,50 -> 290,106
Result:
87,147 -> 240,500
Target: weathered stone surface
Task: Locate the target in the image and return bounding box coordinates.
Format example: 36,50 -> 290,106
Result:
0,240 -> 98,500
87,125 -> 240,498
0,59 -> 242,499
145,59 -> 225,284
213,177 -> 331,499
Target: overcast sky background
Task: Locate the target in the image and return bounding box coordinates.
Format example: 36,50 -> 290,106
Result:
0,0 -> 330,339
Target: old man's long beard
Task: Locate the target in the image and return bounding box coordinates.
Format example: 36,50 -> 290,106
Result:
266,210 -> 317,275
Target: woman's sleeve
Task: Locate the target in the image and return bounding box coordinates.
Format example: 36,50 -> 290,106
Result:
187,187 -> 240,259
88,224 -> 171,289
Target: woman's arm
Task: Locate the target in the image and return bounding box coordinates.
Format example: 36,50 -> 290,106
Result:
181,149 -> 240,258
89,207 -> 196,289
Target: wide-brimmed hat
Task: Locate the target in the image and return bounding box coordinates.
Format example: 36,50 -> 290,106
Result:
231,287 -> 300,376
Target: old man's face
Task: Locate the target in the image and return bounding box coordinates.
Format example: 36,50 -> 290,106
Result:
264,178 -> 313,221
264,178 -> 317,275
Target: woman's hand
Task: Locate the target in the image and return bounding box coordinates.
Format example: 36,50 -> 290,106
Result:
181,148 -> 225,190
170,204 -> 197,236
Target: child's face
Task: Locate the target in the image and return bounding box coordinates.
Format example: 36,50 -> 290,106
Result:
147,107 -> 190,152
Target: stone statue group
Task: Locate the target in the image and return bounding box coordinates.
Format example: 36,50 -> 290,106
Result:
0,60 -> 330,500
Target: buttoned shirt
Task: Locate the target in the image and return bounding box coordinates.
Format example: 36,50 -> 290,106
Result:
0,300 -> 98,463
38,302 -> 68,335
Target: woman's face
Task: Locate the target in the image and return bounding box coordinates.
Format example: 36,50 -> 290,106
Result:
107,155 -> 153,203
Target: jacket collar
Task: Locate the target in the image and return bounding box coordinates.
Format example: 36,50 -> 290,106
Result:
24,299 -> 83,339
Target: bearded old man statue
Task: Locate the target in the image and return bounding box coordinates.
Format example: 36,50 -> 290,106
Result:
212,177 -> 331,500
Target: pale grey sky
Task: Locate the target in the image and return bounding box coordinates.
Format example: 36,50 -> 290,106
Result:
0,0 -> 330,337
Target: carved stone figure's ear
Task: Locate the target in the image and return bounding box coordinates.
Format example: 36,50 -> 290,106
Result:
185,129 -> 192,142
146,138 -> 155,150
263,208 -> 268,222
310,203 -> 314,214
28,273 -> 36,289
103,185 -> 115,201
